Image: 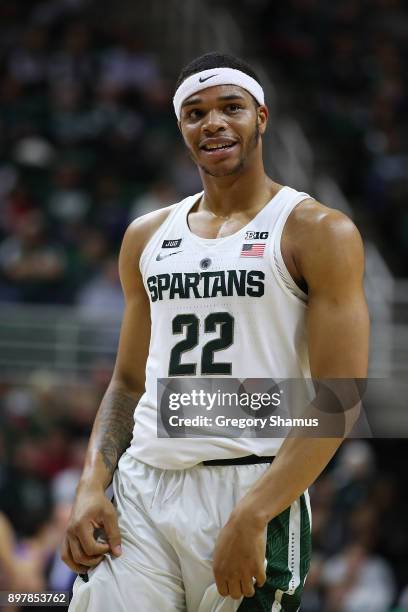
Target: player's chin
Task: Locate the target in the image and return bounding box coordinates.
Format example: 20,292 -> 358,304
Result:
200,159 -> 244,178
198,146 -> 241,169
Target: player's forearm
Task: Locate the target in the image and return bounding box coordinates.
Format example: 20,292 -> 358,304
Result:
79,381 -> 142,490
234,436 -> 342,527
234,386 -> 362,526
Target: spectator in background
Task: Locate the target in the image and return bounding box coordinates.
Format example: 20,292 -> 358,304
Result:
77,255 -> 124,320
321,542 -> 396,612
99,28 -> 161,95
31,0 -> 90,26
49,82 -> 92,146
129,179 -> 178,220
52,438 -> 87,507
0,170 -> 24,234
326,441 -> 376,553
0,435 -> 52,538
90,173 -> 129,246
47,163 -> 91,230
90,82 -> 144,145
398,586 -> 408,611
301,554 -> 325,612
46,439 -> 87,595
332,441 -> 376,504
7,27 -> 49,87
66,226 -> 110,293
0,473 -> 77,604
0,210 -> 68,303
48,23 -> 95,88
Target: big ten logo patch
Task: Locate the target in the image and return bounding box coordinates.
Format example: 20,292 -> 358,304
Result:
245,231 -> 269,240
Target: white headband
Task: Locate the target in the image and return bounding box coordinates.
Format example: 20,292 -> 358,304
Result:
173,67 -> 265,120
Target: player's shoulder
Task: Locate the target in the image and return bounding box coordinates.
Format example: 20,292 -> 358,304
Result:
288,197 -> 363,250
126,202 -> 178,241
121,197 -> 188,257
286,197 -> 365,285
118,200 -> 186,286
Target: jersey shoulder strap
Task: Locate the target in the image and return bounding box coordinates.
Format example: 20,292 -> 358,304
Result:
139,192 -> 202,276
268,187 -> 313,302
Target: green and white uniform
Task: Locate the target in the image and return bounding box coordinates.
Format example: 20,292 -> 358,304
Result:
70,186 -> 313,612
129,186 -> 311,469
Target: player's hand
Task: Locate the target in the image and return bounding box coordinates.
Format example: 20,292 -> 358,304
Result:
61,482 -> 122,573
212,505 -> 267,600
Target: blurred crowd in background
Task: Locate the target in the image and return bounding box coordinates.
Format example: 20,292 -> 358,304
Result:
0,0 -> 201,310
230,0 -> 408,274
1,379 -> 408,611
1,0 -> 408,611
0,0 -> 408,309
0,369 -> 107,610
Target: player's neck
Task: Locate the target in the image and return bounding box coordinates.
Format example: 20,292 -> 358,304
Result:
199,159 -> 274,218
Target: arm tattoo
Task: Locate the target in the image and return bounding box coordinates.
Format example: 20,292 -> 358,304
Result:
96,388 -> 140,477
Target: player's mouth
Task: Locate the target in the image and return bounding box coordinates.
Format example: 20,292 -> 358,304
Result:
199,139 -> 238,159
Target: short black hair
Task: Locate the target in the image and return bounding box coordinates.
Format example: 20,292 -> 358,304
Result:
175,52 -> 261,91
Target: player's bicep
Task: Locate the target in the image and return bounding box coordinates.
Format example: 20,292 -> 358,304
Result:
112,290 -> 151,393
303,212 -> 370,378
307,289 -> 369,378
110,222 -> 151,393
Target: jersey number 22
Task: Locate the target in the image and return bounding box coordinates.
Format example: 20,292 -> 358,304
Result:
169,312 -> 234,376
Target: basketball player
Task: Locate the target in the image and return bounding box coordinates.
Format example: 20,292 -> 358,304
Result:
62,53 -> 369,611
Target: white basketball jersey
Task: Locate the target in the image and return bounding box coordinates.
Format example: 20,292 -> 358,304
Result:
127,186 -> 312,469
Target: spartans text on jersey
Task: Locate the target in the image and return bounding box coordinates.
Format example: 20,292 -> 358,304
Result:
146,269 -> 265,301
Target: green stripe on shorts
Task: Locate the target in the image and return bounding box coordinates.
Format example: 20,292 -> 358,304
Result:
237,493 -> 311,612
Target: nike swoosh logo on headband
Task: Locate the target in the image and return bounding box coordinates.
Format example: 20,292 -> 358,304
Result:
199,74 -> 217,83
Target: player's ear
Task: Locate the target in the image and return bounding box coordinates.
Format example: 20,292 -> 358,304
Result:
257,105 -> 268,135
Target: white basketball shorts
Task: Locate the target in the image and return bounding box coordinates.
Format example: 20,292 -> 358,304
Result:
69,452 -> 311,612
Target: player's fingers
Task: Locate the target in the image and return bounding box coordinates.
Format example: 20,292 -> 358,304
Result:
75,523 -> 110,557
241,579 -> 255,598
102,506 -> 122,556
69,535 -> 106,567
227,579 -> 243,600
216,580 -> 229,597
254,564 -> 266,588
61,537 -> 91,574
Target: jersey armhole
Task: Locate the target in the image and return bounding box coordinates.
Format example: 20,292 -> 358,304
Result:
268,196 -> 310,305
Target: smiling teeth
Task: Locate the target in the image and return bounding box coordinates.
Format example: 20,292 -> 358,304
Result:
204,143 -> 234,150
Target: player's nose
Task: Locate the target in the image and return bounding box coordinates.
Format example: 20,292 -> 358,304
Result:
202,109 -> 227,134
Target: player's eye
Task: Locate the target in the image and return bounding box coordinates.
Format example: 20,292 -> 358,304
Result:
187,109 -> 204,120
225,104 -> 242,113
